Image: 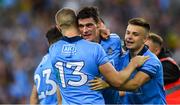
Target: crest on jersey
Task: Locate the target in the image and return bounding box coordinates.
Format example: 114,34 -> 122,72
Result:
62,44 -> 76,54
107,47 -> 113,55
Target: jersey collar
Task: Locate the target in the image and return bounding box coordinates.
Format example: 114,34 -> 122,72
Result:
137,45 -> 149,56
61,36 -> 83,43
128,45 -> 148,61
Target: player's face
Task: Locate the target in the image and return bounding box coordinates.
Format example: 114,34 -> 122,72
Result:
125,24 -> 147,51
78,18 -> 98,41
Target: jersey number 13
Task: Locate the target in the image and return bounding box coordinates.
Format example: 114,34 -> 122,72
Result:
55,61 -> 87,88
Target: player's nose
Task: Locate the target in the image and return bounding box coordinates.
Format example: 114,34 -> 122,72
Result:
82,26 -> 89,33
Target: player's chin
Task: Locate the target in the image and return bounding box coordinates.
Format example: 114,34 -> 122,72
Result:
82,35 -> 89,40
126,45 -> 134,49
84,36 -> 94,41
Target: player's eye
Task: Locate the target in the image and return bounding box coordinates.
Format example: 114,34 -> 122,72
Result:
125,31 -> 130,35
86,23 -> 94,28
79,24 -> 84,28
133,32 -> 139,36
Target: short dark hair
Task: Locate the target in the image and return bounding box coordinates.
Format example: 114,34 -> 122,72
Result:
128,18 -> 150,31
99,18 -> 105,24
148,32 -> 163,47
46,26 -> 62,44
77,6 -> 100,24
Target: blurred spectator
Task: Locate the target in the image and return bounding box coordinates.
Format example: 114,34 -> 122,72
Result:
173,45 -> 180,66
0,58 -> 14,103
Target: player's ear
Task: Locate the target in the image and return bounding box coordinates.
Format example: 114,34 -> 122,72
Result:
96,23 -> 100,28
97,19 -> 102,28
56,25 -> 62,32
144,32 -> 149,43
155,47 -> 161,55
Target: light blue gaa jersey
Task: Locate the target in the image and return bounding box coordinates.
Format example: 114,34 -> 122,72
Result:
34,54 -> 58,104
49,36 -> 109,104
100,33 -> 122,69
100,33 -> 123,104
118,46 -> 166,104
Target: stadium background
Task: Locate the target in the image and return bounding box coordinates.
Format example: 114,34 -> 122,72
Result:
0,0 -> 179,103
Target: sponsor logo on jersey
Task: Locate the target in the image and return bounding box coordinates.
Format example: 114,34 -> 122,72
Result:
107,47 -> 113,55
62,44 -> 76,54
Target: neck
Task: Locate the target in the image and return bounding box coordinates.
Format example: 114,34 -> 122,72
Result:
129,44 -> 145,58
94,36 -> 101,43
63,27 -> 80,37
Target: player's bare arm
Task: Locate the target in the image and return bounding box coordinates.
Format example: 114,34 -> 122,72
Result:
97,55 -> 149,88
118,71 -> 150,91
56,85 -> 62,105
30,85 -> 38,104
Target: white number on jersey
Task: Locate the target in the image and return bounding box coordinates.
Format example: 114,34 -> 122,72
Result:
34,69 -> 57,99
55,61 -> 87,88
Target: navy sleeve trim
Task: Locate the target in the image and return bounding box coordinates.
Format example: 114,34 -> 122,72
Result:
139,69 -> 154,78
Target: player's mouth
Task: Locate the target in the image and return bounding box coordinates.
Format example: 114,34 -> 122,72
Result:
82,34 -> 92,39
125,40 -> 134,46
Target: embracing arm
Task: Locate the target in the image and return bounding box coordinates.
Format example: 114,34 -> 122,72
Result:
30,85 -> 38,104
118,71 -> 150,91
97,56 -> 149,88
56,85 -> 62,105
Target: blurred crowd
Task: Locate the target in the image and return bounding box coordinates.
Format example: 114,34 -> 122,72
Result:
0,0 -> 179,104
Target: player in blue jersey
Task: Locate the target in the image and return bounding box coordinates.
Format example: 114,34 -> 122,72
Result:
99,18 -> 123,68
30,26 -> 62,104
90,18 -> 167,104
77,7 -> 123,66
50,8 -> 148,104
117,18 -> 166,104
77,7 -> 123,104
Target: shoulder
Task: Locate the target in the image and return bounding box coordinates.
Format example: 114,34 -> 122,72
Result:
143,50 -> 161,66
109,33 -> 121,39
40,54 -> 50,65
160,57 -> 178,65
101,33 -> 122,46
109,33 -> 122,44
110,33 -> 119,37
145,50 -> 159,59
139,50 -> 163,77
160,57 -> 180,69
35,54 -> 51,73
81,39 -> 103,48
49,40 -> 62,53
